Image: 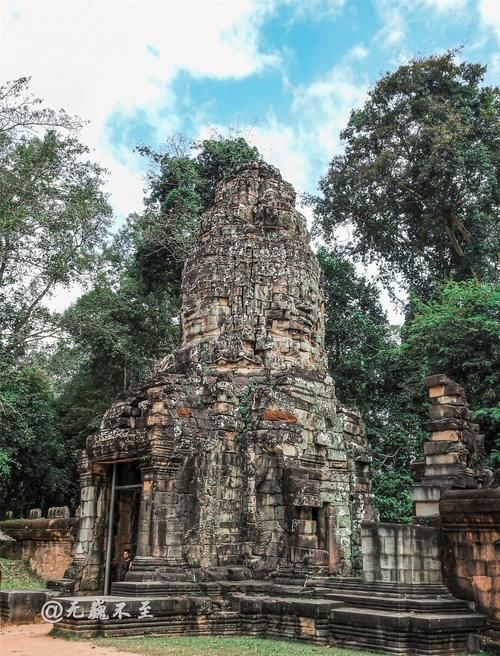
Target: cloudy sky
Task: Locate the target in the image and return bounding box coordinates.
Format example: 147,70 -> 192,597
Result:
1,0 -> 499,318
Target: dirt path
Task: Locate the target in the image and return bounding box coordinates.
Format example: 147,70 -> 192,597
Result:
1,623 -> 139,656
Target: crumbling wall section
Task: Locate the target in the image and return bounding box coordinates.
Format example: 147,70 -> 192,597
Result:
440,487 -> 500,630
412,374 -> 485,523
0,508 -> 78,580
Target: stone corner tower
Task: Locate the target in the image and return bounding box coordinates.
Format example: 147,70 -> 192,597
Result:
68,162 -> 374,592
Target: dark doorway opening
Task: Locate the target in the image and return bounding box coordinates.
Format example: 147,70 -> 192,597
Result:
111,462 -> 141,582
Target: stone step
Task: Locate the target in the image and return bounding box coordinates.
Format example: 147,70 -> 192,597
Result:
315,590 -> 471,614
330,606 -> 485,656
307,576 -> 451,597
0,589 -> 53,624
231,594 -> 343,617
112,580 -> 209,597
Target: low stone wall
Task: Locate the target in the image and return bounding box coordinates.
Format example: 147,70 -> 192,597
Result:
0,589 -> 55,623
0,512 -> 79,580
440,488 -> 500,630
361,522 -> 442,584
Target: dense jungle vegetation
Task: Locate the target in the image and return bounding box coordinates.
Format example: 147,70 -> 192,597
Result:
0,52 -> 498,521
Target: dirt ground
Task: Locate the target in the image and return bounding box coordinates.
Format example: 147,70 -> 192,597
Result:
0,623 -> 137,656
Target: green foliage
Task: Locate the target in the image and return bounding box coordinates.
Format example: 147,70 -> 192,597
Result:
400,280 -> 500,456
135,135 -> 260,291
365,280 -> 499,519
0,558 -> 47,589
143,134 -> 260,211
317,247 -> 393,413
317,248 -> 426,522
313,51 -> 499,295
372,470 -> 414,524
0,78 -> 112,358
195,136 -> 261,208
51,259 -> 180,450
0,356 -> 74,515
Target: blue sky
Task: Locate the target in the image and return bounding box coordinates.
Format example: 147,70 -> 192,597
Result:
1,0 -> 499,315
1,0 -> 498,213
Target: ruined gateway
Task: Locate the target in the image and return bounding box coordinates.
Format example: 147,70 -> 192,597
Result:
69,162 -> 374,592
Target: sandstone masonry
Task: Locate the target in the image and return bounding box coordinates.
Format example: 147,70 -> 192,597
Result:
67,163 -> 375,592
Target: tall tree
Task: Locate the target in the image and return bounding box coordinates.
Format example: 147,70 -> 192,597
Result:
0,78 -> 111,512
0,78 -> 112,357
317,247 -> 393,412
313,51 -> 499,295
0,355 -> 75,515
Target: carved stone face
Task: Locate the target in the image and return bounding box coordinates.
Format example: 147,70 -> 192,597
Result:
180,165 -> 327,372
260,274 -> 325,370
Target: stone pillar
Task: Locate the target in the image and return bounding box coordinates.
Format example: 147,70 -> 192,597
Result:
325,506 -> 341,575
412,374 -> 484,523
127,465 -> 165,579
136,465 -> 154,558
67,451 -> 108,592
150,468 -> 170,560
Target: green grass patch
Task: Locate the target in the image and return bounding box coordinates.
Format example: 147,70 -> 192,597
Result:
94,635 -> 380,656
0,557 -> 47,589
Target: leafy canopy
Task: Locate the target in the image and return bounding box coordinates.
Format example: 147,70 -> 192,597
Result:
317,247 -> 393,412
314,51 -> 500,295
0,78 -> 112,358
0,356 -> 73,515
401,280 -> 500,458
135,134 -> 261,288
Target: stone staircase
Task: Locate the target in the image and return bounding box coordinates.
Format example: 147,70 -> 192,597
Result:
85,574 -> 486,654
305,577 -> 485,654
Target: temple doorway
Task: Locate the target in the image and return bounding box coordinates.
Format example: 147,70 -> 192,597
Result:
108,462 -> 141,584
291,505 -> 328,566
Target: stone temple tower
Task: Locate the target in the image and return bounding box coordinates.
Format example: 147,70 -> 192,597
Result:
68,163 -> 374,592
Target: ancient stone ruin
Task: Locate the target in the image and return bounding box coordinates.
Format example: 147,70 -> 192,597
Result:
1,165 -> 497,654
413,373 -> 486,522
68,162 -> 374,591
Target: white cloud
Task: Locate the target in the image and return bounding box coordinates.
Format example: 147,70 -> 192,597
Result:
280,0 -> 345,22
374,1 -> 407,49
418,0 -> 467,11
348,44 -> 369,60
373,0 -> 468,55
291,60 -> 369,162
479,0 -> 500,42
0,0 -> 281,219
0,0 -> 285,312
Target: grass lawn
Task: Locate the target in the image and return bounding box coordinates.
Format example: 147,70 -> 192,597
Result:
0,557 -> 47,589
94,635 -> 380,656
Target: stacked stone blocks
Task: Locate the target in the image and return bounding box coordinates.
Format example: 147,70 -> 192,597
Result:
413,373 -> 484,521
